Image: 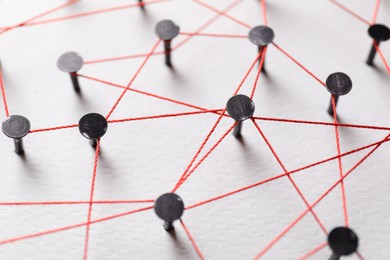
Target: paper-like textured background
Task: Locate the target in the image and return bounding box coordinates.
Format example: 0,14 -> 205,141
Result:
0,0 -> 389,259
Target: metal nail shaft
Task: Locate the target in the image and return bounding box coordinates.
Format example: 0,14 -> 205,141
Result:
70,72 -> 81,92
14,138 -> 24,154
327,94 -> 339,116
164,40 -> 172,67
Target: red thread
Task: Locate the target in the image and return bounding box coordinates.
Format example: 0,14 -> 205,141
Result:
371,0 -> 381,24
108,110 -> 223,124
77,73 -> 229,118
186,135 -> 390,210
252,119 -> 328,234
261,0 -> 268,25
84,52 -> 164,65
173,123 -> 236,192
105,40 -> 161,120
0,200 -> 154,206
11,0 -> 167,29
250,47 -> 266,99
0,68 -> 10,117
179,32 -> 247,39
0,206 -> 153,246
172,0 -> 245,51
329,0 -> 371,25
254,132 -> 390,258
253,116 -> 390,131
330,96 -> 349,227
192,0 -> 251,29
373,41 -> 390,74
272,42 -> 326,87
298,242 -> 328,260
0,0 -> 80,35
29,124 -> 79,134
180,219 -> 205,259
83,140 -> 101,260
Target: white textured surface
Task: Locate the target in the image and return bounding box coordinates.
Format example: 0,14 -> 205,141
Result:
0,0 -> 389,259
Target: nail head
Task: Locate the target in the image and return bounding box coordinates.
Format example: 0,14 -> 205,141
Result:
155,20 -> 180,41
154,193 -> 184,222
2,115 -> 31,139
226,94 -> 255,121
249,26 -> 274,46
57,52 -> 84,73
325,72 -> 352,96
78,113 -> 108,140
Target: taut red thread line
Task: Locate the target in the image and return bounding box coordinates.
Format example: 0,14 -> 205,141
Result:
250,47 -> 266,99
0,68 -> 10,117
171,109 -> 229,192
29,124 -> 79,134
83,140 -> 101,260
329,0 -> 371,25
180,219 -> 205,260
254,132 -> 390,258
254,116 -> 390,131
252,119 -> 328,234
192,0 -> 251,29
172,49 -> 262,192
179,32 -> 247,39
173,123 -> 236,192
373,42 -> 390,74
330,96 -> 349,227
261,0 -> 268,25
0,205 -> 154,246
298,242 -> 328,260
0,0 -> 80,36
0,199 -> 154,206
84,52 -> 164,65
272,42 -> 326,87
187,133 -> 390,215
371,0 -> 381,24
107,110 -> 223,124
7,0 -> 167,30
105,39 -> 161,120
234,51 -> 263,95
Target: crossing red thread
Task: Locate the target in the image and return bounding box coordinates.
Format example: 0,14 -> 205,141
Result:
272,42 -> 326,87
0,0 -> 388,258
330,96 -> 349,227
83,140 -> 101,260
172,0 -> 245,51
254,132 -> 390,258
180,219 -> 205,260
250,47 -> 266,99
0,205 -> 154,246
173,123 -> 236,192
77,73 -> 229,118
329,0 -> 371,25
261,0 -> 268,25
252,119 -> 328,234
185,134 -> 390,210
192,0 -> 252,29
105,39 -> 161,120
6,0 -> 167,29
0,68 -> 10,117
0,0 -> 80,36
